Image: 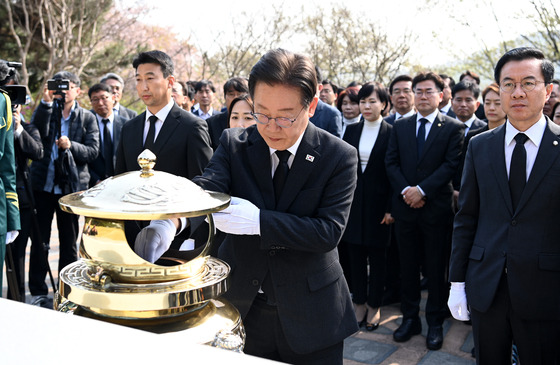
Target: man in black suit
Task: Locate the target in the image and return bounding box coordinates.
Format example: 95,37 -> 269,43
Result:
309,67 -> 342,138
205,77 -> 249,150
449,47 -> 560,363
136,49 -> 359,364
439,74 -> 456,118
115,51 -> 212,251
385,71 -> 464,350
100,73 -> 137,120
191,80 -> 218,120
385,75 -> 415,125
87,83 -> 125,187
115,51 -> 212,178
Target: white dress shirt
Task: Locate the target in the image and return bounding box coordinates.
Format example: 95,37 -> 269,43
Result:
504,116 -> 546,180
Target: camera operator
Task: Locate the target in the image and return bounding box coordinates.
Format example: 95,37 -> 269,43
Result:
1,67 -> 44,302
29,71 -> 98,306
0,62 -> 20,291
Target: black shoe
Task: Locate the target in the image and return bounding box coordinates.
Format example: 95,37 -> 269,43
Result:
366,322 -> 379,331
426,325 -> 443,350
393,318 -> 421,342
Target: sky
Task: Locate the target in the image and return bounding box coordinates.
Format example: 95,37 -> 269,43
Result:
129,0 -> 539,68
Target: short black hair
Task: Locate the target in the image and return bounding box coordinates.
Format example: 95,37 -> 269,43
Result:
494,47 -> 555,84
321,79 -> 338,93
223,77 -> 248,94
357,81 -> 390,114
132,50 -> 174,78
452,80 -> 480,99
459,70 -> 480,85
412,72 -> 444,91
389,75 -> 413,94
53,70 -> 81,87
194,80 -> 216,93
439,74 -> 456,89
88,83 -> 112,98
249,48 -> 317,108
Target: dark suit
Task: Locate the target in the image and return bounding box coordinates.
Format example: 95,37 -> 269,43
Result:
205,111 -> 228,151
453,117 -> 487,190
385,112 -> 464,326
441,107 -> 456,119
115,104 -> 212,178
116,104 -> 137,121
309,100 -> 342,138
88,114 -> 125,187
342,120 -> 392,308
191,107 -> 218,120
193,122 -> 358,355
384,113 -> 397,125
450,120 -> 560,362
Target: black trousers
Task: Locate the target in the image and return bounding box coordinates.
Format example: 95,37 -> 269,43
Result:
471,273 -> 560,365
243,296 -> 344,365
394,218 -> 448,326
29,190 -> 78,296
348,244 -> 387,308
7,206 -> 33,301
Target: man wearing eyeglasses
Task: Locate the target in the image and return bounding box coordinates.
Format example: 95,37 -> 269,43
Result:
139,49 -> 359,364
385,74 -> 415,125
385,71 -> 464,350
87,83 -> 126,187
449,47 -> 560,363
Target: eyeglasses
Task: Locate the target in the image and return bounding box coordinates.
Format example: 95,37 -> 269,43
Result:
251,107 -> 305,128
90,95 -> 111,104
413,89 -> 438,97
500,80 -> 545,93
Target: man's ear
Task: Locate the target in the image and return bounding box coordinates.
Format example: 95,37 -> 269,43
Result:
308,96 -> 319,118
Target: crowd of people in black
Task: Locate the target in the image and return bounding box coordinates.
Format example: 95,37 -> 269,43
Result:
2,46 -> 560,364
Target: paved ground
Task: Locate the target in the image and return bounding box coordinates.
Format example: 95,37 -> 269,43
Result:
2,217 -> 475,364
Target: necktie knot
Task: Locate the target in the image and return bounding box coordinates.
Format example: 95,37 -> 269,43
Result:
514,133 -> 528,145
276,150 -> 291,163
101,118 -> 110,125
419,118 -> 428,126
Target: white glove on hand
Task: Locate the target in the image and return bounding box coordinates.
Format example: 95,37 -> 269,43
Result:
5,231 -> 19,245
212,197 -> 260,235
134,219 -> 176,263
448,282 -> 470,321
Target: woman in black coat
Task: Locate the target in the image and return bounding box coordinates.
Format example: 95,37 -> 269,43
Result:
342,82 -> 393,330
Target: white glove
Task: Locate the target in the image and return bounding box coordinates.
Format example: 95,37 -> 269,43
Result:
212,197 -> 260,235
134,219 -> 176,263
5,231 -> 19,245
448,282 -> 470,321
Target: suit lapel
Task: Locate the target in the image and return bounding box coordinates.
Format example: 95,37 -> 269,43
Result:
276,124 -> 321,212
515,121 -> 560,214
364,121 -> 388,174
344,121 -> 364,177
152,105 -> 180,155
247,128 -> 276,210
404,115 -> 419,162
419,112 -> 444,162
131,112 -> 147,154
489,125 -> 513,214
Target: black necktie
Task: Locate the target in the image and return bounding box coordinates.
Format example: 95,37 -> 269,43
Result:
417,118 -> 428,156
144,115 -> 158,151
101,119 -> 114,177
509,133 -> 529,211
273,150 -> 291,203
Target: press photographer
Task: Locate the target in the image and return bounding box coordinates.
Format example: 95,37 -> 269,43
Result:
28,71 -> 98,304
0,60 -> 21,291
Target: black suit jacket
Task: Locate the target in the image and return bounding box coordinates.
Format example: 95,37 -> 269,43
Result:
115,104 -> 212,178
384,113 -> 397,125
453,117 -> 487,190
450,120 -> 560,319
309,100 -> 342,138
342,120 -> 392,247
88,114 -> 126,186
205,111 -> 228,151
385,112 -> 464,220
193,122 -> 359,353
14,122 -> 43,207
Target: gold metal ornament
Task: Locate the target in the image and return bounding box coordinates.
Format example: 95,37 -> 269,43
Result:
55,150 -> 245,351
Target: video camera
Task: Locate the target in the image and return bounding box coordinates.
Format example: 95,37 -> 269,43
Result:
47,78 -> 70,92
0,59 -> 27,108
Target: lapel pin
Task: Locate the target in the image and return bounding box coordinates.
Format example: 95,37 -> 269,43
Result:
305,154 -> 315,162
438,123 -> 442,127
554,141 -> 558,146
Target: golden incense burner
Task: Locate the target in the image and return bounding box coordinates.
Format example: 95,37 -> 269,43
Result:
55,150 -> 245,351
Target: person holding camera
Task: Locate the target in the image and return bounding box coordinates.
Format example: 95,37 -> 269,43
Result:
29,71 -> 98,305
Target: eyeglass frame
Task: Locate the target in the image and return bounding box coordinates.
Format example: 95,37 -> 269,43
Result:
499,79 -> 546,93
413,88 -> 440,97
251,106 -> 306,128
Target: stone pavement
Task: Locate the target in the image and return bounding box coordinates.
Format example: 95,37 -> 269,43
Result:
2,218 -> 475,364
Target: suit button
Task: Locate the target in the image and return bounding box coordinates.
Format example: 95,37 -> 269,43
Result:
511,220 -> 517,226
269,250 -> 276,256
251,279 -> 259,286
